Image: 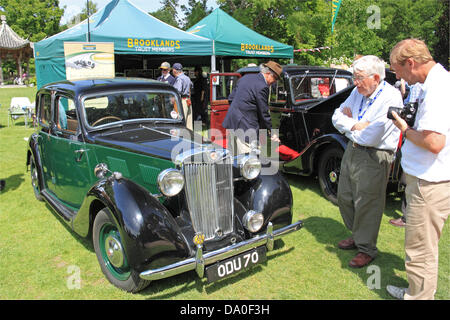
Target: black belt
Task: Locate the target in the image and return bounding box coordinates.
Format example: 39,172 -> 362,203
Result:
352,142 -> 394,155
181,95 -> 189,98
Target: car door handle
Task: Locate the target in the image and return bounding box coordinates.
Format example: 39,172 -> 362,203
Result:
74,149 -> 86,162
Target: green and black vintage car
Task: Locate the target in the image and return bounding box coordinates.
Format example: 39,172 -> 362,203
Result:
27,78 -> 302,292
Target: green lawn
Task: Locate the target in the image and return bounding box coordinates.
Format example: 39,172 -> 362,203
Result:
0,87 -> 448,300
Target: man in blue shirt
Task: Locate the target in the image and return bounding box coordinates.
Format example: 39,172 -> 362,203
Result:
172,63 -> 193,130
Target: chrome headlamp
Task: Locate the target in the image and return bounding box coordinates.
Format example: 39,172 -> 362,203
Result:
239,155 -> 261,180
243,210 -> 264,233
157,168 -> 184,197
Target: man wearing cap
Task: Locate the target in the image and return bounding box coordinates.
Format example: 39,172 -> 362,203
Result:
157,62 -> 175,85
172,63 -> 193,130
222,61 -> 282,154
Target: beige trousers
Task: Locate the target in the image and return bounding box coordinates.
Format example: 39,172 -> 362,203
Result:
403,173 -> 450,300
226,131 -> 253,155
182,98 -> 193,131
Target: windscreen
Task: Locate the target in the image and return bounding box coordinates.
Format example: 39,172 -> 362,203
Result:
83,91 -> 181,127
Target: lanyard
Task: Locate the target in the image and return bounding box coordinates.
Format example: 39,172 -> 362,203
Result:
358,81 -> 385,120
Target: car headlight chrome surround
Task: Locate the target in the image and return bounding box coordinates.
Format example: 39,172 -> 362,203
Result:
157,168 -> 184,197
239,155 -> 261,180
243,210 -> 264,233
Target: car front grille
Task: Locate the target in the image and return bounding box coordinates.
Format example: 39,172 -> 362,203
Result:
183,160 -> 234,241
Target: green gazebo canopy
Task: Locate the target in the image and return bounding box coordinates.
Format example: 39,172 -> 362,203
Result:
187,8 -> 293,59
34,0 -> 212,88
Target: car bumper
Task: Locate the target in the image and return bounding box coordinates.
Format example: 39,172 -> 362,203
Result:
139,220 -> 303,281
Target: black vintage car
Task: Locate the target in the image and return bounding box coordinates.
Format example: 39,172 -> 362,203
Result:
26,78 -> 302,292
209,65 -> 403,204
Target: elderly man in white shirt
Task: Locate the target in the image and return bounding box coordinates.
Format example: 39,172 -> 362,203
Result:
332,55 -> 403,268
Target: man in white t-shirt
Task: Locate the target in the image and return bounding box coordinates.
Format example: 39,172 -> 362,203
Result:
387,39 -> 450,300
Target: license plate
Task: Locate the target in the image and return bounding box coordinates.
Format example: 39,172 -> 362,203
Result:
205,246 -> 267,283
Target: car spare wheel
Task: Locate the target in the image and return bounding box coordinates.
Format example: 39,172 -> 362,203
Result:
93,208 -> 151,293
318,147 -> 343,205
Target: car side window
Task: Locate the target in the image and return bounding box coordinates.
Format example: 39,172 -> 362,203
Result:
212,75 -> 238,101
39,93 -> 52,127
311,77 -> 331,98
291,76 -> 312,101
269,79 -> 287,105
55,96 -> 78,134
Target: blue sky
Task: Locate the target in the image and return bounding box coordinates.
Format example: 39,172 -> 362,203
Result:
59,0 -> 218,24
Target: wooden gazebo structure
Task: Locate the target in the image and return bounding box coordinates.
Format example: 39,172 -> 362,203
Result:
0,15 -> 33,85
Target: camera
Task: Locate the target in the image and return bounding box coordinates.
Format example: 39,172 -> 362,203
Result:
387,101 -> 418,127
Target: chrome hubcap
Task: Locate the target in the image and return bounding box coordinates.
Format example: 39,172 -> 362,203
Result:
329,171 -> 337,183
31,166 -> 38,188
105,235 -> 124,268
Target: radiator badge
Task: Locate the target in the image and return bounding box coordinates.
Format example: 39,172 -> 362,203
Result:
193,233 -> 205,246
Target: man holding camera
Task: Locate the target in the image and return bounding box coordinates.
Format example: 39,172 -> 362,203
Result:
387,39 -> 450,300
332,55 -> 403,268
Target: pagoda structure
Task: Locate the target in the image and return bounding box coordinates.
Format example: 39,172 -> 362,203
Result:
0,15 -> 33,84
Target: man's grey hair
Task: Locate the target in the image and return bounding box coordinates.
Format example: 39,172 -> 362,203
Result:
259,64 -> 276,78
352,55 -> 386,81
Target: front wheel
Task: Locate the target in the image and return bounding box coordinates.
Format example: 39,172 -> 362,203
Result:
93,208 -> 150,292
30,156 -> 43,201
318,147 -> 343,205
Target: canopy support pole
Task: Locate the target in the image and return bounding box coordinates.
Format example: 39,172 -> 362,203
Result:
211,40 -> 217,100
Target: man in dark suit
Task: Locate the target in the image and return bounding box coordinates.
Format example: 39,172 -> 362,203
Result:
222,61 -> 282,154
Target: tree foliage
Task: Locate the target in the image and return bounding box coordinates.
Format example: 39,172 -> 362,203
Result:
151,0 -> 180,28
0,0 -> 64,42
63,0 -> 98,30
180,0 -> 213,30
216,0 -> 448,68
0,0 -> 446,69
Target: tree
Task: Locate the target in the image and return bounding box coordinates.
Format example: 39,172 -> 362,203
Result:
151,0 -> 180,28
333,0 -> 385,59
0,0 -> 64,42
285,0 -> 333,65
180,0 -> 212,30
433,0 -> 449,69
375,0 -> 444,62
216,0 -> 296,65
64,0 -> 98,29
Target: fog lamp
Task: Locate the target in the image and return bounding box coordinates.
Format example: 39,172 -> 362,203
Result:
243,210 -> 264,233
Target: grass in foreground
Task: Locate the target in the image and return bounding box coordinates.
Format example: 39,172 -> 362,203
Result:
0,87 -> 448,300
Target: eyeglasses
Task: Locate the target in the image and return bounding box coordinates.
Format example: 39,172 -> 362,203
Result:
352,74 -> 373,82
